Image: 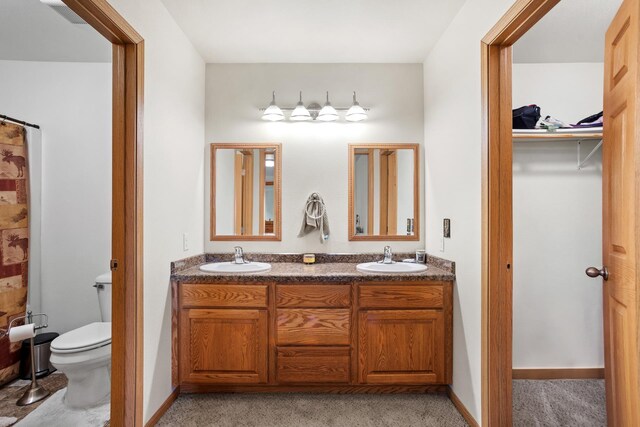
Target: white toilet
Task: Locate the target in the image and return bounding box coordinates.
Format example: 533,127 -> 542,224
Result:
50,272 -> 112,408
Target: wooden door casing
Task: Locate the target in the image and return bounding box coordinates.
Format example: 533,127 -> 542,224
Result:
358,309 -> 445,384
180,308 -> 268,384
603,0 -> 640,425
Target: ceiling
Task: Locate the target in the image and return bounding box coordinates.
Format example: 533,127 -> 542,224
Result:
514,0 -> 623,63
1,0 -> 622,65
160,0 -> 467,63
0,0 -> 111,62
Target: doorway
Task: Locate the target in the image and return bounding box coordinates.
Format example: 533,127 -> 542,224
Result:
55,1 -> 144,425
481,0 -> 640,425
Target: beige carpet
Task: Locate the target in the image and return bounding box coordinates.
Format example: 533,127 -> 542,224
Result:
157,393 -> 469,427
513,379 -> 606,426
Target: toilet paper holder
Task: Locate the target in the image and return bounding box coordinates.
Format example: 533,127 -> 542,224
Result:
2,311 -> 51,406
0,312 -> 49,338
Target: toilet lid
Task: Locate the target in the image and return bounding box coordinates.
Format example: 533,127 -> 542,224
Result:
51,322 -> 111,353
95,272 -> 112,284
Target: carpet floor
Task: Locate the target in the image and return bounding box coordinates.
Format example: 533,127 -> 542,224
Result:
513,379 -> 606,426
157,393 -> 470,427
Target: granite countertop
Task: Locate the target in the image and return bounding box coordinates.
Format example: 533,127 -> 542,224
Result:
171,254 -> 455,284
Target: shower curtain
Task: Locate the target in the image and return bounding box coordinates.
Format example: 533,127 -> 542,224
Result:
0,122 -> 30,386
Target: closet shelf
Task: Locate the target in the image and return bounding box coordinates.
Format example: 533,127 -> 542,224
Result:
512,128 -> 602,142
512,128 -> 603,170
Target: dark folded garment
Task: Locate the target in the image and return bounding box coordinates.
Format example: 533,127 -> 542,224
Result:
571,122 -> 603,128
576,111 -> 603,125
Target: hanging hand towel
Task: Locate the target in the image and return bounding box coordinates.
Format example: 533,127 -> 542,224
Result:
298,193 -> 330,243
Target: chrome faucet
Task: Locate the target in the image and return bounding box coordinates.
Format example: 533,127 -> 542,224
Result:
233,246 -> 248,264
380,246 -> 394,264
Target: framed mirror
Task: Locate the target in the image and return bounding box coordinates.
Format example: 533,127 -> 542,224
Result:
210,143 -> 282,240
348,143 -> 419,241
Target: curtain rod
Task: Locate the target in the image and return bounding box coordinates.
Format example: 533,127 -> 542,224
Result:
0,114 -> 40,130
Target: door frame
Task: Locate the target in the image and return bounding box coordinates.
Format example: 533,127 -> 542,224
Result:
62,1 -> 144,425
480,0 -> 560,425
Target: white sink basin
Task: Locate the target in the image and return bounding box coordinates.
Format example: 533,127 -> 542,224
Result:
199,262 -> 272,274
356,262 -> 428,274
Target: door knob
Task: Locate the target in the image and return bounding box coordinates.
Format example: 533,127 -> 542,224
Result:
586,266 -> 609,281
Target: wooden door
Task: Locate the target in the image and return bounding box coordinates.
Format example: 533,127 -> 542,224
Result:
180,308 -> 268,384
379,150 -> 397,235
358,310 -> 445,384
602,0 -> 640,424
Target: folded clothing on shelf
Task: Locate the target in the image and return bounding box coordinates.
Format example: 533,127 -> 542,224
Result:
513,104 -> 541,129
536,115 -> 569,130
572,111 -> 603,128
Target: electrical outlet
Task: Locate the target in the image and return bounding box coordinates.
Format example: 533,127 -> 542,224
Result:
440,236 -> 445,252
183,233 -> 189,252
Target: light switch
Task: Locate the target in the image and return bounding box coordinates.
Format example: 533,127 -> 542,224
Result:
443,218 -> 451,238
183,233 -> 189,251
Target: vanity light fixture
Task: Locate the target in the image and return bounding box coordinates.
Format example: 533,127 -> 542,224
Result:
317,91 -> 339,122
261,91 -> 285,121
346,91 -> 368,122
260,91 -> 369,122
290,91 -> 312,121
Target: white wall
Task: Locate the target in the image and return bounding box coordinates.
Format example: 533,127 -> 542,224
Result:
512,62 -> 604,124
396,149 -> 415,235
0,60 -> 111,334
103,0 -> 206,422
512,62 -> 604,369
423,0 -> 515,422
205,63 -> 424,253
214,149 -> 235,234
354,154 -> 369,232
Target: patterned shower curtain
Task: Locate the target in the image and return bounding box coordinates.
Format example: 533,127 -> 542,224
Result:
0,122 -> 29,386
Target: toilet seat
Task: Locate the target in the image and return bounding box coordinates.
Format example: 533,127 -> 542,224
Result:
51,322 -> 111,354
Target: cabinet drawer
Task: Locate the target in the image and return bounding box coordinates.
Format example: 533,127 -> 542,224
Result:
277,347 -> 350,384
276,284 -> 351,308
358,284 -> 443,309
181,284 -> 268,308
277,309 -> 350,345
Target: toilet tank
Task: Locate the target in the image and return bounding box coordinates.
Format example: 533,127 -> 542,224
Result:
94,272 -> 112,322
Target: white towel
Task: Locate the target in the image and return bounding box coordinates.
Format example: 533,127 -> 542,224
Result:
298,193 -> 330,243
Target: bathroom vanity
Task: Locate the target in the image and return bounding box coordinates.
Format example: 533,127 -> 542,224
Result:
171,254 -> 454,393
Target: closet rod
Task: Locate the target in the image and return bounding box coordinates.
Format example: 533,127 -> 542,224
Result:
0,114 -> 40,130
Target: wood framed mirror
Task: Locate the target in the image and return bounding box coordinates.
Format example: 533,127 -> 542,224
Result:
210,143 -> 282,241
348,143 -> 419,241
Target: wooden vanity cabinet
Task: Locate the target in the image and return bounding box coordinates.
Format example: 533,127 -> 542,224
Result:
174,280 -> 452,391
178,284 -> 269,385
356,282 -> 451,385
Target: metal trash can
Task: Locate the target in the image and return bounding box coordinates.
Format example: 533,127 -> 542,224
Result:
19,332 -> 58,379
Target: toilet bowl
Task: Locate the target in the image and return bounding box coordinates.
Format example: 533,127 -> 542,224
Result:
50,273 -> 112,408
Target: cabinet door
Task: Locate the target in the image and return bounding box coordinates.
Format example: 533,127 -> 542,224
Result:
358,310 -> 445,384
180,308 -> 268,384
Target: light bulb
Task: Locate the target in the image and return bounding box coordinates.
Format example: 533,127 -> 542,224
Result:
346,91 -> 367,122
318,91 -> 339,122
290,91 -> 311,121
261,91 -> 284,121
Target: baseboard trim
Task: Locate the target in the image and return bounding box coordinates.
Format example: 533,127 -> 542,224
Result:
446,386 -> 479,427
145,387 -> 180,427
512,368 -> 605,380
179,384 -> 447,393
